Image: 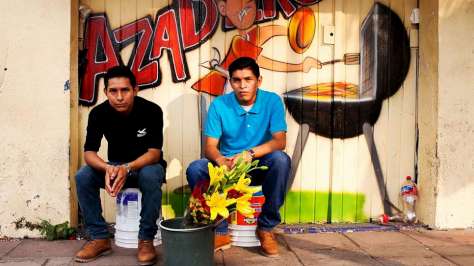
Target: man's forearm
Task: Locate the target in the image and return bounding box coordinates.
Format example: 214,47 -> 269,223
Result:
205,137 -> 233,168
205,145 -> 224,163
127,148 -> 161,171
84,151 -> 109,172
251,132 -> 286,158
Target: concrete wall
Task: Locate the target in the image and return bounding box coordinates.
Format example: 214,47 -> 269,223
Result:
418,0 -> 440,229
418,0 -> 474,229
0,0 -> 71,237
435,0 -> 474,229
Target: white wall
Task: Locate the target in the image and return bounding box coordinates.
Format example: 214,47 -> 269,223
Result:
435,0 -> 474,229
0,0 -> 71,237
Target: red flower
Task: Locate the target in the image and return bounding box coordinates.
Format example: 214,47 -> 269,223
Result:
192,180 -> 209,199
227,189 -> 243,199
201,198 -> 210,213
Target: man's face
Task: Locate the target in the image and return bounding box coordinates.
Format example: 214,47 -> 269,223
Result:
230,67 -> 261,106
104,77 -> 138,114
218,0 -> 257,30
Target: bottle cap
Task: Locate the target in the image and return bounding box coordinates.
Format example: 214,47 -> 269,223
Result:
379,214 -> 389,224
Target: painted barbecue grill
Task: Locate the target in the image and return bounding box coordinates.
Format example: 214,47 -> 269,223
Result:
285,3 -> 411,216
284,3 -> 410,139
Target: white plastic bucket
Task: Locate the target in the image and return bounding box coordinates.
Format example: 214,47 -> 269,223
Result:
232,240 -> 261,247
114,188 -> 161,248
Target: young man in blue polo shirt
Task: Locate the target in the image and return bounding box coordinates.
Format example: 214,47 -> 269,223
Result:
186,57 -> 291,257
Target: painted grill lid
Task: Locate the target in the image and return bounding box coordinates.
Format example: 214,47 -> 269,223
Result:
284,3 -> 411,139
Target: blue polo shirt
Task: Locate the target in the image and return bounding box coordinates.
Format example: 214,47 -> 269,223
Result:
205,89 -> 287,157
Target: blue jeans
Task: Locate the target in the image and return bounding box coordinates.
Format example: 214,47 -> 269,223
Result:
186,151 -> 290,233
76,163 -> 165,240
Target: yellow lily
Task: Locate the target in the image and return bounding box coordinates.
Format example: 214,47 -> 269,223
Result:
236,193 -> 255,218
234,173 -> 260,194
208,163 -> 225,187
206,191 -> 236,221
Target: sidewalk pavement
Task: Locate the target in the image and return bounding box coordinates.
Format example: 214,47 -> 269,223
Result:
0,228 -> 473,265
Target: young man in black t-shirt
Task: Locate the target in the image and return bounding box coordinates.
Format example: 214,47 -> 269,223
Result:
74,66 -> 165,265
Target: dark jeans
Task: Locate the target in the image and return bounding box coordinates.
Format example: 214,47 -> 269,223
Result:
186,151 -> 290,233
76,163 -> 165,240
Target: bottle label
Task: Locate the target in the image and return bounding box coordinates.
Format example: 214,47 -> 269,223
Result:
401,185 -> 414,194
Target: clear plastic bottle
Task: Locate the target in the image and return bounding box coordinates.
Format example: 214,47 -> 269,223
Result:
401,176 -> 418,223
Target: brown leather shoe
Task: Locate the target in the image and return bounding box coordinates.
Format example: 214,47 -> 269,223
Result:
256,229 -> 279,257
74,239 -> 112,263
137,239 -> 157,265
214,234 -> 231,251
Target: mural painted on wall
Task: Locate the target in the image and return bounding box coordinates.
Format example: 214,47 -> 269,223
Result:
191,2 -> 321,96
78,0 -> 415,224
79,0 -> 323,105
285,3 -> 410,139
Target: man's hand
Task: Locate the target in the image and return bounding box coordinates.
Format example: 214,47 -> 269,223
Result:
104,165 -> 118,195
110,165 -> 128,197
230,151 -> 252,168
215,156 -> 233,170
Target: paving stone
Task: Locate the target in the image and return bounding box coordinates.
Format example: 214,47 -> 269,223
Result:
0,241 -> 21,258
345,231 -> 441,258
430,245 -> 474,256
284,232 -> 361,251
0,258 -> 46,265
222,234 -> 301,266
214,250 -> 225,266
403,230 -> 474,258
222,247 -> 300,266
284,233 -> 380,266
345,231 -> 421,247
446,255 -> 474,266
404,229 -> 474,247
110,242 -> 141,256
367,244 -> 440,258
69,244 -> 167,266
294,248 -> 381,265
44,257 -> 73,265
374,255 -> 455,266
70,255 -> 139,266
7,240 -> 85,258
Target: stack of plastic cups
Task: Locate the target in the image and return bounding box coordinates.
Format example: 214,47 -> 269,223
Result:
228,187 -> 265,247
114,188 -> 161,248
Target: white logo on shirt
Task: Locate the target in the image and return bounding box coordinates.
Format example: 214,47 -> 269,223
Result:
137,128 -> 147,137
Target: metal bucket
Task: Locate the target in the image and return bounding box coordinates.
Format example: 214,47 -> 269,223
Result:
159,217 -> 215,266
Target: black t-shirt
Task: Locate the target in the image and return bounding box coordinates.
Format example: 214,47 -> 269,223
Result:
84,96 -> 166,168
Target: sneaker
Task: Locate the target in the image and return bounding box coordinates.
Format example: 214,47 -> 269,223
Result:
74,239 -> 112,263
256,229 -> 279,257
214,234 -> 231,251
137,239 -> 157,266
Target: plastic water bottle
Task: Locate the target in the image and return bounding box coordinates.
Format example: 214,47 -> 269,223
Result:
401,176 -> 417,223
378,213 -> 403,224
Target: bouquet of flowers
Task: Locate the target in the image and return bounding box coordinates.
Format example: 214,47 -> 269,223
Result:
186,155 -> 267,226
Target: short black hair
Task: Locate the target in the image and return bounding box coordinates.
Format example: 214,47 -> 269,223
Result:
228,57 -> 260,78
104,65 -> 137,88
